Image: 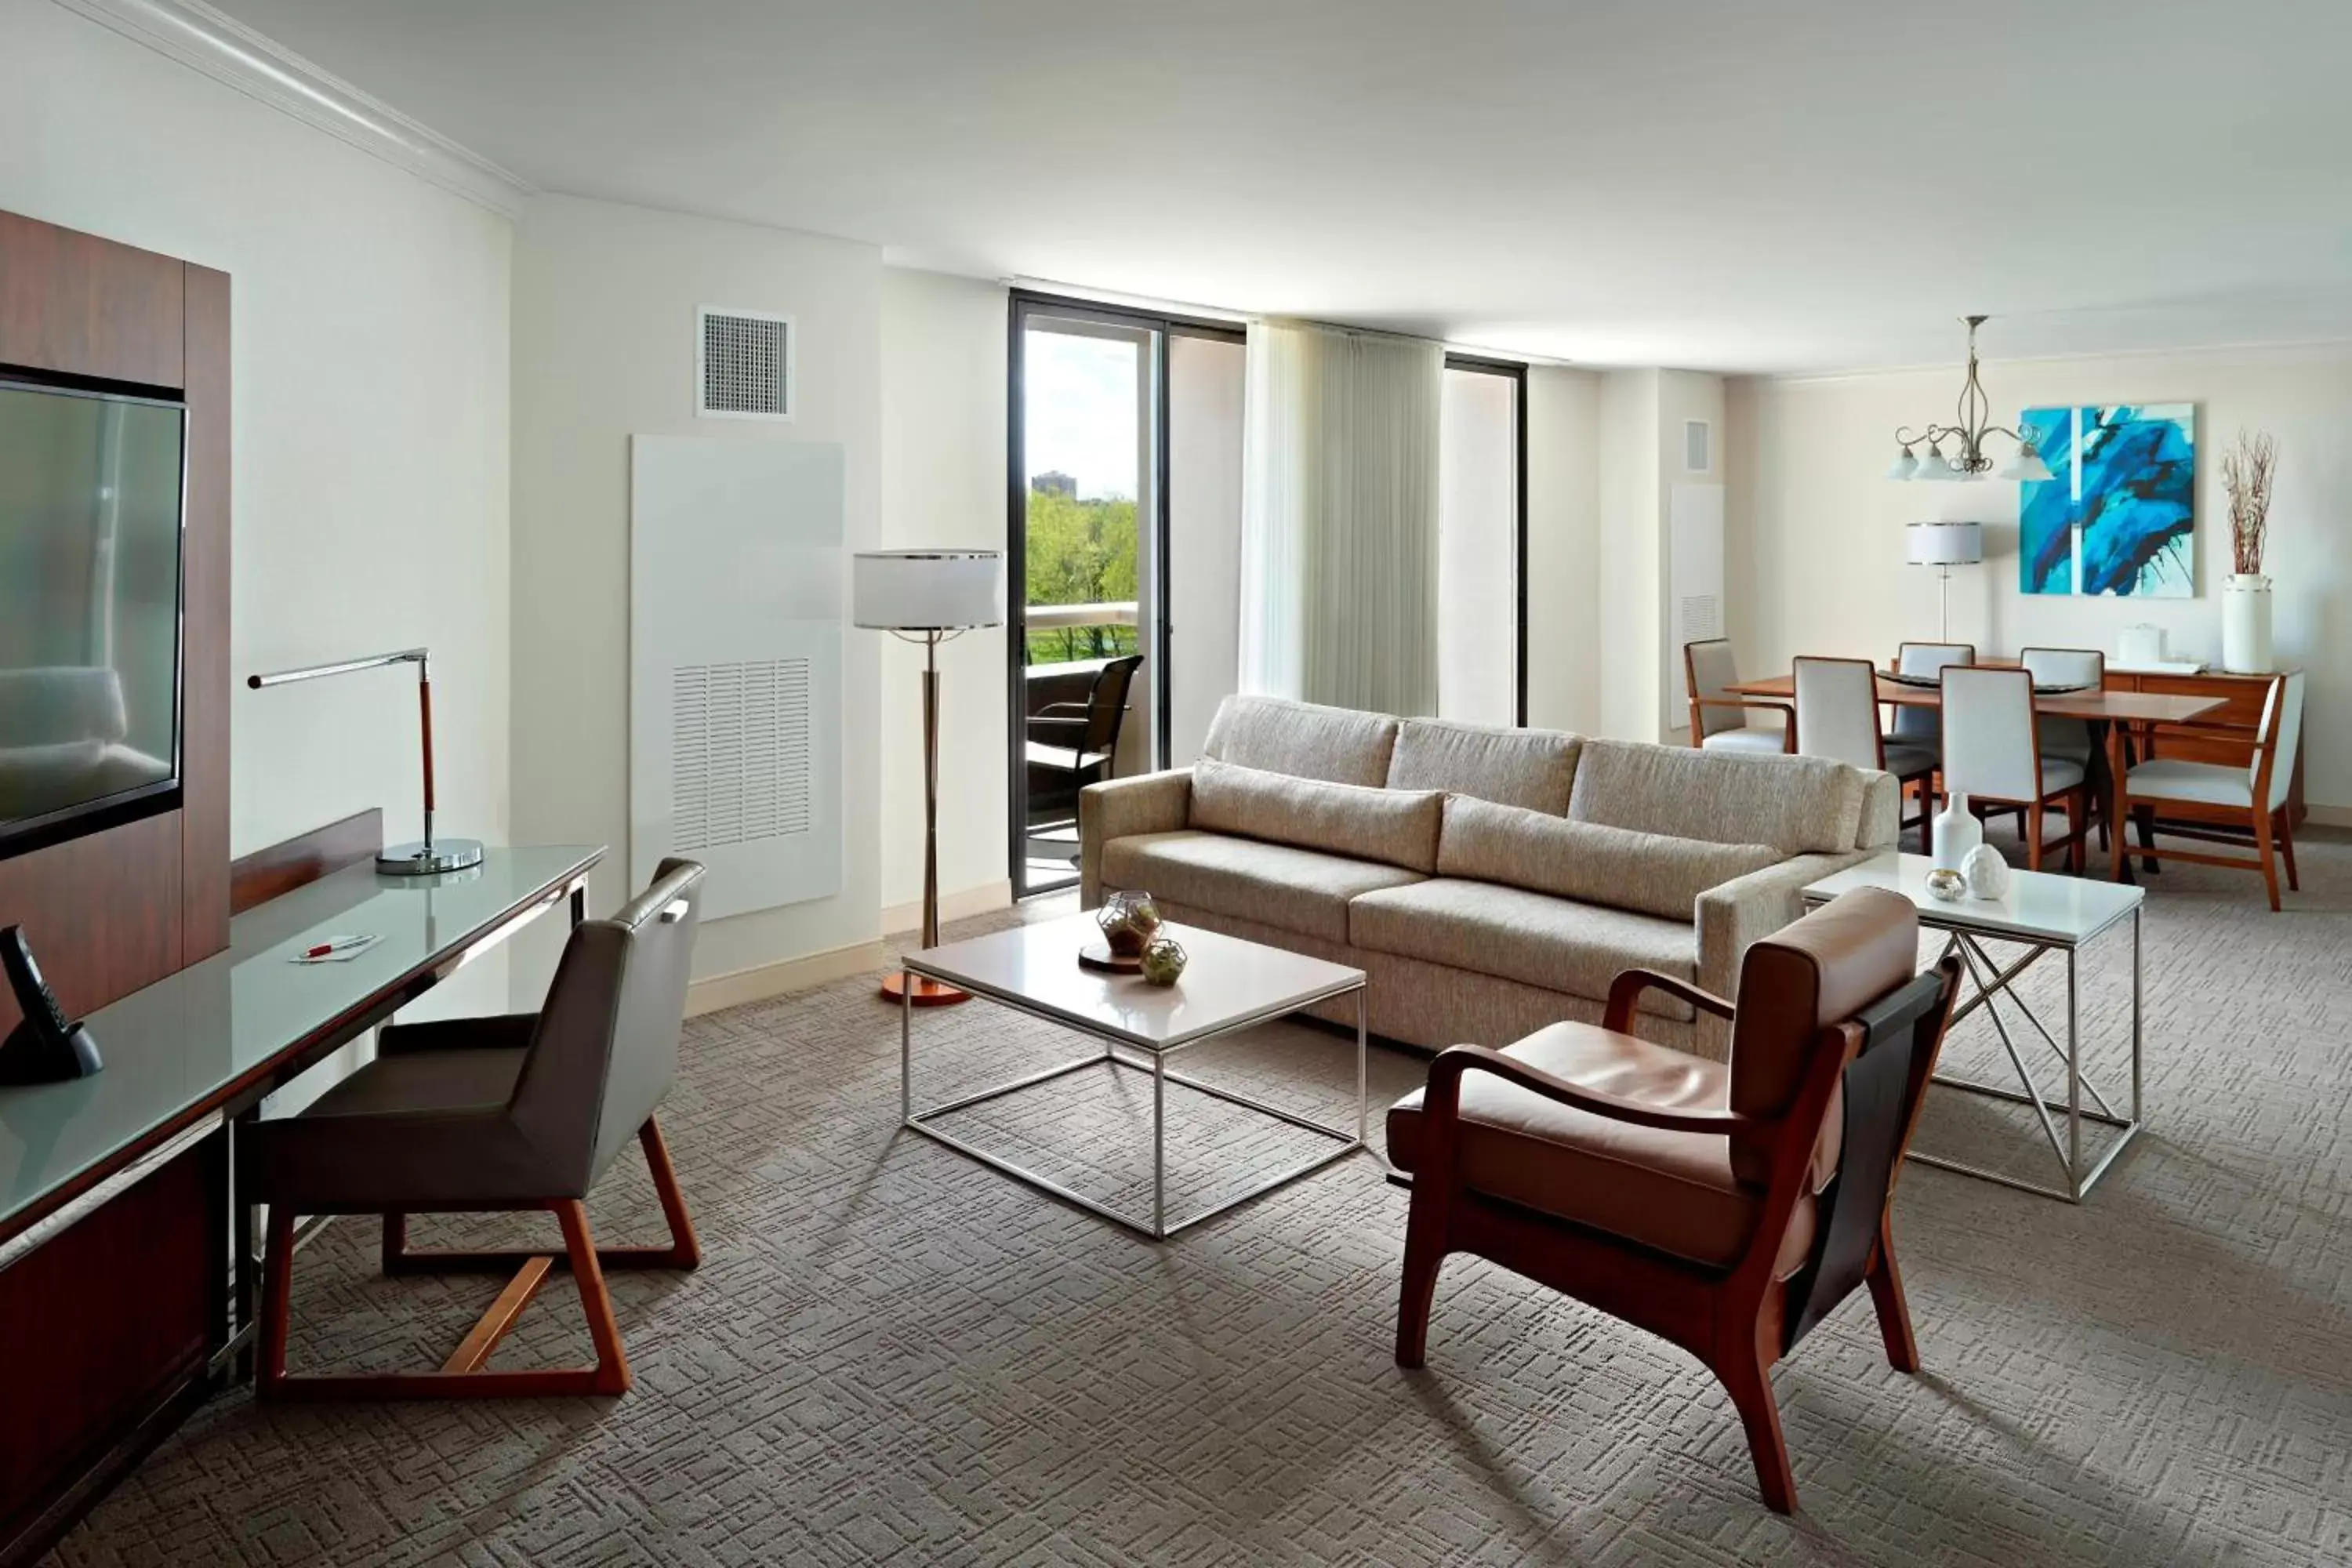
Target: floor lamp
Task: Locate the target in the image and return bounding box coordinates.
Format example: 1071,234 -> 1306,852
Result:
855,549 -> 1004,1007
1906,521 -> 1984,642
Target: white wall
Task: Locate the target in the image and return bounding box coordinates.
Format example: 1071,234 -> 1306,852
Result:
879,267 -> 1009,915
1524,365 -> 1603,735
1437,367 -> 1519,726
510,195 -> 882,995
1167,333 -> 1247,767
1727,342 -> 2352,807
0,0 -> 513,1018
1598,369 -> 1663,740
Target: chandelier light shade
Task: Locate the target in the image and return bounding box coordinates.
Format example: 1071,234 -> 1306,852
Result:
1886,315 -> 2048,483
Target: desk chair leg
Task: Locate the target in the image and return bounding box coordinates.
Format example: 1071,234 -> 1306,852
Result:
382,1117 -> 699,1274
2278,810 -> 2301,892
2254,808 -> 2284,913
257,1207 -> 296,1398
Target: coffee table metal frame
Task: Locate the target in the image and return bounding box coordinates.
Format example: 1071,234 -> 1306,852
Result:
898,956 -> 1368,1240
1804,869 -> 2143,1203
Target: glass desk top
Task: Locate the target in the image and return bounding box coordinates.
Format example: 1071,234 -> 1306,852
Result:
1,845 -> 601,1241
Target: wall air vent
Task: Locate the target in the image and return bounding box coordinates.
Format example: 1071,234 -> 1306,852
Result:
1684,419 -> 1712,474
670,658 -> 813,852
697,306 -> 795,421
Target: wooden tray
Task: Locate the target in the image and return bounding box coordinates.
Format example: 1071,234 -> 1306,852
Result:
1076,942 -> 1144,974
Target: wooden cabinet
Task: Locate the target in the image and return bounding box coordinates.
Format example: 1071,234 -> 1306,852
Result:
2105,667 -> 2305,826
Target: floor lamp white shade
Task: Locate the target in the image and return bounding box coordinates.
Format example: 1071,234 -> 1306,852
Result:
1906,521 -> 1983,641
852,549 -> 1004,1006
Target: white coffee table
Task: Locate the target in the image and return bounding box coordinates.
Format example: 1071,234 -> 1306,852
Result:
898,915 -> 1368,1239
1803,852 -> 2143,1203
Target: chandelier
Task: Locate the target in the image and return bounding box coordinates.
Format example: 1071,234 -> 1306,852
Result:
1886,315 -> 2053,482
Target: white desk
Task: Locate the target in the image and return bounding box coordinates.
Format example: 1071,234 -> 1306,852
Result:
1805,852 -> 2143,1202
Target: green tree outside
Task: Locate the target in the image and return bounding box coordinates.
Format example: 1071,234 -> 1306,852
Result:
1025,491 -> 1140,665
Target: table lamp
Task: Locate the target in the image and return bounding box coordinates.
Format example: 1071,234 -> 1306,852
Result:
855,550 -> 1004,1007
245,648 -> 484,875
1905,521 -> 1983,642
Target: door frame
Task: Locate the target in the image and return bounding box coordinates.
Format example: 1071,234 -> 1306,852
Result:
1006,290 -> 1245,898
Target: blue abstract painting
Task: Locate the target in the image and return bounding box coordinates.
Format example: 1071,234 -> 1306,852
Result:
2019,404 -> 2196,597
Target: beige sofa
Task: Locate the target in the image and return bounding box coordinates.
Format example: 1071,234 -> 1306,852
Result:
1079,696 -> 1896,1060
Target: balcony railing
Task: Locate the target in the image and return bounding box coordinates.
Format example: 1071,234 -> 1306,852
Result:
1024,599 -> 1140,667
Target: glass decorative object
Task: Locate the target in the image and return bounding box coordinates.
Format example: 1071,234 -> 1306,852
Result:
1140,935 -> 1188,986
1096,891 -> 1162,957
1924,867 -> 1968,902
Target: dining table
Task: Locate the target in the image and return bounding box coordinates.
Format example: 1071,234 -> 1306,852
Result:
1723,670 -> 2228,881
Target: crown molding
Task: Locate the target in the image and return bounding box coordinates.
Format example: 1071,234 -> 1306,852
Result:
48,0 -> 534,217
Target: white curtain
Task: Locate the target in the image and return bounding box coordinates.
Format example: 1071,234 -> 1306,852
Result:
1239,319 -> 1443,715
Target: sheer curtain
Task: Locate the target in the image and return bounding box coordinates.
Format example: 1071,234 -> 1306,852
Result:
1239,319 -> 1443,715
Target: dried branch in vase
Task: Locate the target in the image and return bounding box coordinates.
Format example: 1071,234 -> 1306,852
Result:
2221,429 -> 2277,577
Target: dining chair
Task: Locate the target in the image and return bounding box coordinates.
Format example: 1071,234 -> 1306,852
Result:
1886,641 -> 1974,762
1794,656 -> 1935,848
2020,646 -> 2111,848
1685,639 -> 1791,755
1388,887 -> 1962,1512
2111,670 -> 2305,909
1939,666 -> 2087,873
241,858 -> 706,1399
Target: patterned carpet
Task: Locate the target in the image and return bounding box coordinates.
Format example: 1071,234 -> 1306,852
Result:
50,832 -> 2352,1566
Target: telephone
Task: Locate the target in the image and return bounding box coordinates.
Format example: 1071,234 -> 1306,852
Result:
0,925 -> 104,1085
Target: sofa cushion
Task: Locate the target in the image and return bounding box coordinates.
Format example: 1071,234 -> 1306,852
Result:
1349,878 -> 1698,1020
1201,695 -> 1398,787
1189,758 -> 1443,873
1385,1021 -> 1817,1276
1100,830 -> 1423,944
1569,739 -> 1866,855
1386,719 -> 1581,814
1437,796 -> 1780,920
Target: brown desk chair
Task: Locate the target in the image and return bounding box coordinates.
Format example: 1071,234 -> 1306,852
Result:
241,857 -> 706,1400
1388,888 -> 1958,1512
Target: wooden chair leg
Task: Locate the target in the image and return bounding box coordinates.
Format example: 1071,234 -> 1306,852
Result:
2110,785 -> 2131,882
639,1117 -> 701,1269
556,1200 -> 632,1396
1394,1189 -> 1450,1370
256,1207 -> 296,1401
381,1213 -> 406,1276
383,1116 -> 698,1274
2066,792 -> 2086,876
2278,810 -> 2301,891
1864,1218 -> 1920,1374
2026,803 -> 2045,873
2254,806 -> 2283,912
1716,1333 -> 1798,1514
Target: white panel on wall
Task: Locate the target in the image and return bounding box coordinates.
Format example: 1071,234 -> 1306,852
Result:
1666,481 -> 1726,713
630,436 -> 844,920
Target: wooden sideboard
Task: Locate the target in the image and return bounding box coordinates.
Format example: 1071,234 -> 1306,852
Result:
2106,666 -> 2306,826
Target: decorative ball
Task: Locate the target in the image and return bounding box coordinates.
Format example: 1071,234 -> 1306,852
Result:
1097,890 -> 1163,957
1139,935 -> 1188,986
1924,867 -> 1968,902
1962,843 -> 2013,900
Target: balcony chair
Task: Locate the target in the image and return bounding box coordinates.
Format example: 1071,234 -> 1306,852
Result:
1388,887 -> 1961,1512
1684,638 -> 1790,755
1794,656 -> 1935,849
2111,670 -> 2305,910
241,858 -> 706,1399
1025,652 -> 1142,830
1939,665 -> 2088,874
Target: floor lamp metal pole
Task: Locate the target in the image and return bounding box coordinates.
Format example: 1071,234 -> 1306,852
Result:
884,628 -> 967,1007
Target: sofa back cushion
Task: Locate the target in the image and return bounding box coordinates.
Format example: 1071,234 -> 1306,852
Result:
1190,758 -> 1442,873
1386,719 -> 1581,815
1201,695 -> 1398,787
1437,796 -> 1780,921
1567,739 -> 1866,855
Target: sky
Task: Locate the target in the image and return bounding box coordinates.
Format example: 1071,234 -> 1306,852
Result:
1023,328 -> 1140,500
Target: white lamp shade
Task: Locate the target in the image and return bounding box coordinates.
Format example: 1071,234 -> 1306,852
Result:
1914,450 -> 1955,481
1886,448 -> 1920,481
852,549 -> 1004,630
1906,521 -> 1984,567
1998,445 -> 2055,483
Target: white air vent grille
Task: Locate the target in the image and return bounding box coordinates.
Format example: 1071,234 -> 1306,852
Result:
1684,419 -> 1712,474
698,307 -> 794,420
670,658 -> 812,851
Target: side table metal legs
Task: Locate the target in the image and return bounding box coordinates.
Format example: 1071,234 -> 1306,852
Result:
1910,908 -> 2143,1202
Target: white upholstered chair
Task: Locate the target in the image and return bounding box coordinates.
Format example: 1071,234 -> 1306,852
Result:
1884,641 -> 1973,763
1939,665 -> 2087,873
1684,640 -> 1790,755
1795,657 -> 1935,848
2021,645 -> 2111,848
2112,670 -> 2305,909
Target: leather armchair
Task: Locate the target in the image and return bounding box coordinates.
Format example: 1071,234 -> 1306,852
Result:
1388,887 -> 1958,1512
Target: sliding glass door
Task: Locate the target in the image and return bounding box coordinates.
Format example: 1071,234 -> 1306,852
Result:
1008,294 -> 1244,898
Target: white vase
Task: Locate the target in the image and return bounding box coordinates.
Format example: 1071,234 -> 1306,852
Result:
1931,789 -> 1981,873
1963,843 -> 2012,900
2223,573 -> 2274,673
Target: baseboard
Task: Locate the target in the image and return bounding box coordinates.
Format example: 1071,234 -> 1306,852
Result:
684,939 -> 888,1018
881,879 -> 1013,937
2303,804 -> 2352,830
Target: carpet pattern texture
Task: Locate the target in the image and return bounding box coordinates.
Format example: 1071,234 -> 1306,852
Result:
49,833 -> 2352,1566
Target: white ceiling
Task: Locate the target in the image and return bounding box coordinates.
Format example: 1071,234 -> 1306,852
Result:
209,0 -> 2352,372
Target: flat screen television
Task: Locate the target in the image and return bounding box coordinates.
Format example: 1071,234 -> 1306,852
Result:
0,379 -> 187,862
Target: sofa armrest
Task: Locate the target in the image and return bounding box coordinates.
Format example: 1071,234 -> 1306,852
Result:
1857,770 -> 1900,849
1690,850 -> 1874,1058
1078,768 -> 1192,907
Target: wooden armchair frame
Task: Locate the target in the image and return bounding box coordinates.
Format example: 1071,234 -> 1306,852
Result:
2110,676 -> 2301,909
1397,960 -> 1960,1512
1684,640 -> 1793,751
